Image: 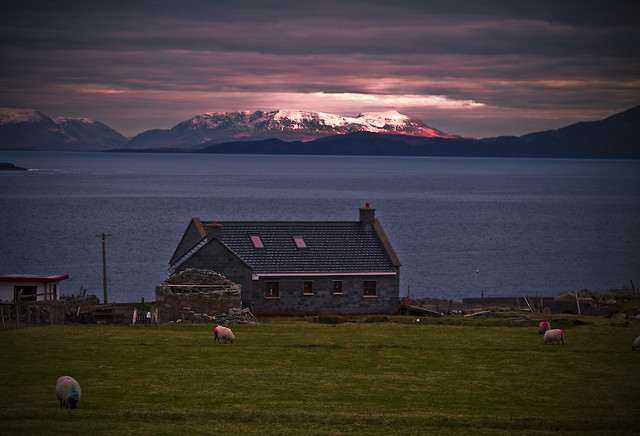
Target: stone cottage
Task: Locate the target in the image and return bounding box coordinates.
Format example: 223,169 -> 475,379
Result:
167,204 -> 401,316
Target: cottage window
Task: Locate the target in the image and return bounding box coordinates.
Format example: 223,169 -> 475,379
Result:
250,235 -> 264,248
333,280 -> 343,295
363,280 -> 377,297
303,281 -> 313,295
293,236 -> 307,248
265,281 -> 279,298
15,285 -> 37,301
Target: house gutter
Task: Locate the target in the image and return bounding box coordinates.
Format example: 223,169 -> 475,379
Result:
252,271 -> 397,280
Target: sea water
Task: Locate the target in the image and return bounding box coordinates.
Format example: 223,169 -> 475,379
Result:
1,151 -> 639,303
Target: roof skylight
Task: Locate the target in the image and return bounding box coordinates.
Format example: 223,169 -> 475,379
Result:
250,235 -> 264,248
293,236 -> 307,248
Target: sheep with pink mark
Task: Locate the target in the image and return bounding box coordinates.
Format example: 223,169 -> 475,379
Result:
214,325 -> 235,344
56,376 -> 81,409
543,329 -> 564,345
538,321 -> 551,335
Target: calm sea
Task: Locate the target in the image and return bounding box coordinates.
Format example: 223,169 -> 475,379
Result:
1,151 -> 639,304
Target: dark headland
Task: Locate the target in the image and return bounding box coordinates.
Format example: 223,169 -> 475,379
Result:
0,162 -> 27,171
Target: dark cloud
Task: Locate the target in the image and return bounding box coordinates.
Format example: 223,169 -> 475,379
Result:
1,1 -> 638,137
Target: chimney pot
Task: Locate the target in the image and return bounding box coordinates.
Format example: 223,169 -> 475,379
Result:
206,221 -> 223,239
359,204 -> 375,225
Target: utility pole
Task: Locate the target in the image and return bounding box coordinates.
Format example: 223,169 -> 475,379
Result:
97,233 -> 111,304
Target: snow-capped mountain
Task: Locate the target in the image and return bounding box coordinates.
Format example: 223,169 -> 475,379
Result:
0,108 -> 126,151
0,108 -> 68,150
54,117 -> 127,149
0,108 -> 49,125
125,109 -> 454,149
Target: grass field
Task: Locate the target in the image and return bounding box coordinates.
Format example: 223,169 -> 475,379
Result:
1,316 -> 639,435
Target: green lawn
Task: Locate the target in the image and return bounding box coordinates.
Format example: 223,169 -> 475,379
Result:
1,317 -> 639,435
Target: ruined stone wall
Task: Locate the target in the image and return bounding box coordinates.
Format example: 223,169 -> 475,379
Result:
155,269 -> 242,323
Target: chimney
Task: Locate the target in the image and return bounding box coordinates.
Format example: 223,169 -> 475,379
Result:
206,221 -> 223,240
359,203 -> 375,225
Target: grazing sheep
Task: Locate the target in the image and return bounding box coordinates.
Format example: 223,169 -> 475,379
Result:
214,325 -> 235,344
543,329 -> 564,345
632,336 -> 640,351
56,376 -> 81,409
538,321 -> 551,335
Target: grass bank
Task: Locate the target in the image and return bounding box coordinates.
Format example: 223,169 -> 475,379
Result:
1,316 -> 639,435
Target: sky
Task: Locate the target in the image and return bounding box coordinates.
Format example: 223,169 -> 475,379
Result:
1,1 -> 639,139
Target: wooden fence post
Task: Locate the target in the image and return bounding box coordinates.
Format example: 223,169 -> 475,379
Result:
539,295 -> 543,312
16,291 -> 21,327
72,295 -> 81,316
523,296 -> 534,313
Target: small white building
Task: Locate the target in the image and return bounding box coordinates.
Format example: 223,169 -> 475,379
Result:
0,274 -> 68,302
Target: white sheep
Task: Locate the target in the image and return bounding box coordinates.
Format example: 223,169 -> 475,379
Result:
538,321 -> 551,335
214,325 -> 235,344
56,376 -> 81,409
632,336 -> 640,351
543,328 -> 564,345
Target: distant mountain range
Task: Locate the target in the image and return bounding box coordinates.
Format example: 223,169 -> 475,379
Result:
125,109 -> 454,149
1,106 -> 639,158
0,108 -> 126,151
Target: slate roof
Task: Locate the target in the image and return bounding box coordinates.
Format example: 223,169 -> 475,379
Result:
191,220 -> 399,275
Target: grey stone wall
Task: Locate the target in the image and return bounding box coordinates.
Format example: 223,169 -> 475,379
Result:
155,269 -> 242,323
250,274 -> 400,315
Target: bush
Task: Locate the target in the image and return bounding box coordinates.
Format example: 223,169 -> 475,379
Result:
311,314 -> 350,324
360,316 -> 390,323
